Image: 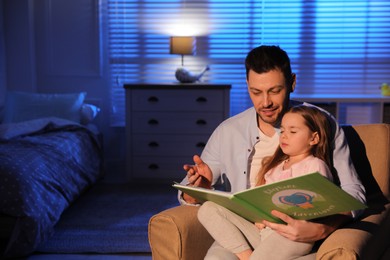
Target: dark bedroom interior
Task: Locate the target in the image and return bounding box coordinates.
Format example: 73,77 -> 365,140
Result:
0,0 -> 389,259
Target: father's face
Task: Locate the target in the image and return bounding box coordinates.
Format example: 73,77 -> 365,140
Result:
247,69 -> 292,127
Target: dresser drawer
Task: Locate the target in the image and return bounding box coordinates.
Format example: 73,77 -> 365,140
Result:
125,83 -> 231,182
132,134 -> 208,156
131,112 -> 223,134
131,89 -> 224,112
131,156 -> 190,181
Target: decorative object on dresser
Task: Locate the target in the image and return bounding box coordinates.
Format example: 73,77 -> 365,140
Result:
381,83 -> 390,96
175,65 -> 210,84
124,83 -> 231,182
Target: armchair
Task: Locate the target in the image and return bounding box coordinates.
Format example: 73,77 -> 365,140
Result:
149,124 -> 390,260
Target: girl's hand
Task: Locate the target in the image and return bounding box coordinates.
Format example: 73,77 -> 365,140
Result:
254,222 -> 266,230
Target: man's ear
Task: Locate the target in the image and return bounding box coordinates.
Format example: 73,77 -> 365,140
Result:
291,73 -> 296,93
310,132 -> 319,145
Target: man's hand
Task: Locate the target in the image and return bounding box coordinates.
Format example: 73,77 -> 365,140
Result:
262,210 -> 352,242
182,155 -> 213,203
183,155 -> 212,188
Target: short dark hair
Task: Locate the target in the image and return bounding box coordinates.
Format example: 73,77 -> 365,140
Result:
245,45 -> 293,91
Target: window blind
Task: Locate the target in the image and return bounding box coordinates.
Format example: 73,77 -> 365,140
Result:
107,0 -> 390,126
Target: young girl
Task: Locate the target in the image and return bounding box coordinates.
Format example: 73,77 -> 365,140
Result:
197,105 -> 335,260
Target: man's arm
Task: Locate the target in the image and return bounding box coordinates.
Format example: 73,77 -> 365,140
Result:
332,125 -> 366,210
309,103 -> 366,212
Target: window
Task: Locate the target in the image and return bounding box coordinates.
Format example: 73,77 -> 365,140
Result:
107,0 -> 390,126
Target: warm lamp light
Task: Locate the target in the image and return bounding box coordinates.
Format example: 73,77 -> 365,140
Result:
169,36 -> 209,83
169,36 -> 196,66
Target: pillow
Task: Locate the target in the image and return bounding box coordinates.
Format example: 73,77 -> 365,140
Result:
80,103 -> 101,125
3,91 -> 86,124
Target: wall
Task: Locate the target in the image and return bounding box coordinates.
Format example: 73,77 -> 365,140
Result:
2,0 -> 126,182
0,0 -> 7,103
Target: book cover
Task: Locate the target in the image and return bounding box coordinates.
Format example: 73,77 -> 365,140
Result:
173,172 -> 367,223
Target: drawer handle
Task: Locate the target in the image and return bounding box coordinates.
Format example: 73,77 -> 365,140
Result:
196,96 -> 207,103
148,119 -> 159,125
196,142 -> 206,148
148,141 -> 160,147
148,96 -> 159,103
148,164 -> 159,170
196,119 -> 207,125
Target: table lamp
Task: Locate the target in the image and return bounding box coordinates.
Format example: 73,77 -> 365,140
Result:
170,36 -> 209,83
170,36 -> 195,66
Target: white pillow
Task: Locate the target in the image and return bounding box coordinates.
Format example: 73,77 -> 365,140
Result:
3,91 -> 87,123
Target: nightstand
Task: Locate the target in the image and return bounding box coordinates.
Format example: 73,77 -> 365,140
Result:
124,83 -> 231,182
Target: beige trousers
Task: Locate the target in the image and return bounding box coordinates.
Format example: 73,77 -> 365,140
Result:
198,201 -> 313,260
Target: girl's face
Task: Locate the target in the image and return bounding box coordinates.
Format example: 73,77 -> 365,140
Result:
279,112 -> 319,159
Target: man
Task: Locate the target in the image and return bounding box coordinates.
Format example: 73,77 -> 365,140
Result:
180,45 -> 366,258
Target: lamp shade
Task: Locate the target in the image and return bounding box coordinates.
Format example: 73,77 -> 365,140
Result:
170,36 -> 196,55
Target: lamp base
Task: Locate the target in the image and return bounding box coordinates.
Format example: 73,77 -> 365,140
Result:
175,66 -> 210,83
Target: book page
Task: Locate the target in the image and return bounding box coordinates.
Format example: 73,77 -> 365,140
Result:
173,184 -> 281,222
235,172 -> 366,220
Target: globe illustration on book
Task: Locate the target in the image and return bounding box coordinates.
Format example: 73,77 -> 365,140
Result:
279,192 -> 314,209
272,189 -> 324,210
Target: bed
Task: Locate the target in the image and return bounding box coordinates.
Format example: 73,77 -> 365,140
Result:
0,91 -> 103,258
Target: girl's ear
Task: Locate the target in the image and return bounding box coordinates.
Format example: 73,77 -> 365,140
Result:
309,132 -> 320,145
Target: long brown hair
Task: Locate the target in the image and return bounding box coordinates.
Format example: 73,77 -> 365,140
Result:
256,105 -> 333,186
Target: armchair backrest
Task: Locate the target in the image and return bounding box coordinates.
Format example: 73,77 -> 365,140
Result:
342,124 -> 390,203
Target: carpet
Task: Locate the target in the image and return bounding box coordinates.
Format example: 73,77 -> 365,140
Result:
36,182 -> 178,254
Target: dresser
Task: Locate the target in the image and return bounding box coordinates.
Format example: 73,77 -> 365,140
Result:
124,83 -> 231,182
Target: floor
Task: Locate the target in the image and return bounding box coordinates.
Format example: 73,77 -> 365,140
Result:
19,181 -> 174,260
26,253 -> 152,259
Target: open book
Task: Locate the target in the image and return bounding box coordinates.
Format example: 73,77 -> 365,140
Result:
173,172 -> 366,223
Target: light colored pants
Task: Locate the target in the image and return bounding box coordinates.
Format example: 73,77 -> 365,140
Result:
198,201 -> 313,260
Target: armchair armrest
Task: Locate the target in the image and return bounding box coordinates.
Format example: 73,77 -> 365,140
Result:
148,205 -> 214,260
317,203 -> 390,259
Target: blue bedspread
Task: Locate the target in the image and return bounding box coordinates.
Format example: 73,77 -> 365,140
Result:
0,118 -> 103,258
